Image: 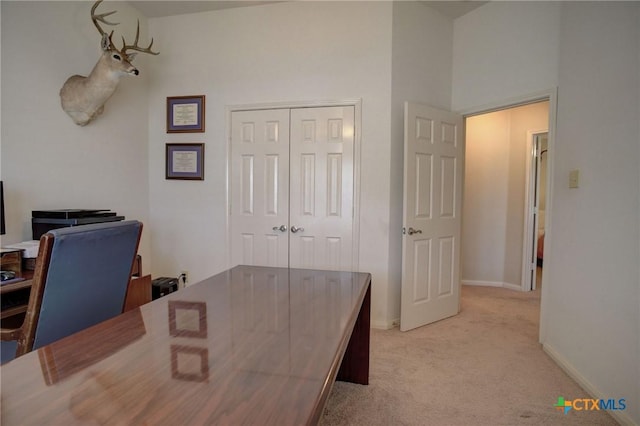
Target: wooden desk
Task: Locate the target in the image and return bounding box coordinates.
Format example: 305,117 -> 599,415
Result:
0,265 -> 371,425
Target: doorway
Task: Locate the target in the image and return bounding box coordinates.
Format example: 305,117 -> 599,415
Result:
462,100 -> 550,292
524,132 -> 548,291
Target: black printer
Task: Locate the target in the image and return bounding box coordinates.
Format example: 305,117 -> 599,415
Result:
152,277 -> 179,299
31,209 -> 125,239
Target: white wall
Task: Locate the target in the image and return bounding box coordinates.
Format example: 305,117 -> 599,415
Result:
463,110 -> 510,284
0,1 -> 151,270
545,3 -> 639,422
452,1 -> 561,111
455,2 -> 639,423
389,2 -> 453,325
146,2 -> 395,326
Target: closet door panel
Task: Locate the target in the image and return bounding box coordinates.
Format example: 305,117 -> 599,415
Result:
289,106 -> 355,271
231,109 -> 290,267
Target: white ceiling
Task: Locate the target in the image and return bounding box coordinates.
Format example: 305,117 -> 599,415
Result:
129,1 -> 487,19
129,1 -> 281,17
422,1 -> 487,19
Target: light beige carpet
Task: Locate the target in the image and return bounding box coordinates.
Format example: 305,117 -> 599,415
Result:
321,285 -> 618,425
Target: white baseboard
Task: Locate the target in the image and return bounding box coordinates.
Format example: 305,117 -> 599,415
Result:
371,319 -> 397,330
462,280 -> 504,287
543,343 -> 636,425
502,281 -> 522,291
462,280 -> 524,291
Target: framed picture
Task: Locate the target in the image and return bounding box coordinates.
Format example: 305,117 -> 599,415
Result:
166,143 -> 205,180
170,345 -> 209,382
168,301 -> 208,338
167,95 -> 205,133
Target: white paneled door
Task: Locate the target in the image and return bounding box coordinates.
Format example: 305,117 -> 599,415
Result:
231,109 -> 290,267
401,102 -> 463,331
289,107 -> 355,270
230,106 -> 355,271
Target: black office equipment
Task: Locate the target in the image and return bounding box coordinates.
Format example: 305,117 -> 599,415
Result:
1,271 -> 16,281
31,209 -> 124,240
152,277 -> 178,300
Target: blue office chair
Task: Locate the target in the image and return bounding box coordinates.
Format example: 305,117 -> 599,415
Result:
0,220 -> 142,364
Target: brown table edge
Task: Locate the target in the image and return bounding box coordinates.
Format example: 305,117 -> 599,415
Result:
309,274 -> 371,425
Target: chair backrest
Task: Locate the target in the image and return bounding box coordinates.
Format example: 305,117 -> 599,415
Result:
17,220 -> 142,356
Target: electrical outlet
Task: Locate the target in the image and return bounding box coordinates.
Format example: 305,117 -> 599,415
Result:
179,270 -> 189,287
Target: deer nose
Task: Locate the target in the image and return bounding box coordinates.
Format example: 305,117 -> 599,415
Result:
133,69 -> 139,76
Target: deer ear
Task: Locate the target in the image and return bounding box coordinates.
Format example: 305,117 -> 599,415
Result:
101,33 -> 110,51
127,52 -> 137,61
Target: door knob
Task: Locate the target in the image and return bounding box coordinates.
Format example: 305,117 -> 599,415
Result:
290,226 -> 304,233
272,225 -> 287,232
407,227 -> 422,235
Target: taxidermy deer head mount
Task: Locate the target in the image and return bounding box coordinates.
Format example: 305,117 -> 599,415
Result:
60,0 -> 159,126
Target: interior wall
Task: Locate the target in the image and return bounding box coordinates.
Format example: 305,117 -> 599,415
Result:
455,2 -> 639,423
0,1 -> 151,271
462,110 -> 510,285
545,3 -> 639,422
452,1 -> 561,111
389,1 -> 453,326
146,2 -> 396,327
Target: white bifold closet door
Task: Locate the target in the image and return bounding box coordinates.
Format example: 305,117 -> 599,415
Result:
230,106 -> 355,271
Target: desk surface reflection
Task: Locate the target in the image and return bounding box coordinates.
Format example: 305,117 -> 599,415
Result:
0,265 -> 371,425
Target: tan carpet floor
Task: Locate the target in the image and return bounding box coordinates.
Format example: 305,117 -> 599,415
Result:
320,284 -> 618,425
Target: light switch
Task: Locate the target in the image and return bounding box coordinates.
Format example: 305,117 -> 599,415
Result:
569,169 -> 579,188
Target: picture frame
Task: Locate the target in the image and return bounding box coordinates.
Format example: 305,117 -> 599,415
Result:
167,95 -> 205,133
170,345 -> 209,382
166,143 -> 205,180
168,300 -> 208,338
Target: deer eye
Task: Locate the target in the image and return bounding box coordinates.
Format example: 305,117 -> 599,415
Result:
112,54 -> 121,61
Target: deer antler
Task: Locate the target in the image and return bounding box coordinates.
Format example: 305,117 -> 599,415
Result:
91,0 -> 158,56
91,0 -> 118,47
121,21 -> 160,56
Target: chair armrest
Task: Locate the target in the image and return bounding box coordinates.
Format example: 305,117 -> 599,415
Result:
0,328 -> 22,341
